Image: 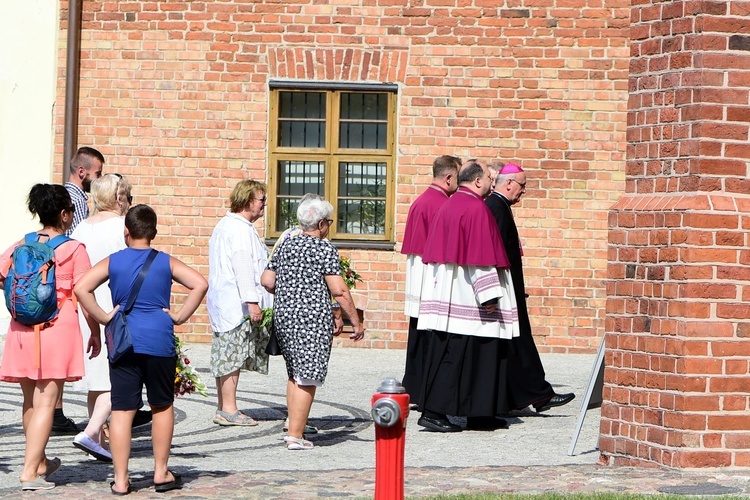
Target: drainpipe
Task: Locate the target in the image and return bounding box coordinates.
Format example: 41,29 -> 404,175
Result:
62,0 -> 82,183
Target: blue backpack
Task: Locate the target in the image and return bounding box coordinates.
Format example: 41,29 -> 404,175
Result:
3,232 -> 71,326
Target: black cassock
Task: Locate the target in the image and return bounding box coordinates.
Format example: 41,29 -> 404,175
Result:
485,192 -> 555,410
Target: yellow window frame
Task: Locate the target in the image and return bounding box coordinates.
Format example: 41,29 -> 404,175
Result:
267,88 -> 396,242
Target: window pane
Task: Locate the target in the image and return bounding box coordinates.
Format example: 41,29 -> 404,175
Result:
339,92 -> 388,150
337,161 -> 387,235
338,161 -> 387,197
340,92 -> 387,120
276,160 -> 325,231
279,92 -> 325,119
278,92 -> 326,148
337,199 -> 386,235
339,122 -> 387,149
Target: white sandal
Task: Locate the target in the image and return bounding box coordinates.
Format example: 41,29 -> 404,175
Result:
284,435 -> 314,450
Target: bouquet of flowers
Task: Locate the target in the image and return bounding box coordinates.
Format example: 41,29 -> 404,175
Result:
340,256 -> 363,290
174,337 -> 208,397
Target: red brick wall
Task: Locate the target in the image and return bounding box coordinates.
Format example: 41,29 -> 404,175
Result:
600,0 -> 750,467
54,0 -> 629,351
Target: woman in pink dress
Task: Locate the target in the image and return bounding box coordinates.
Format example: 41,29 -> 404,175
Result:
0,184 -> 101,491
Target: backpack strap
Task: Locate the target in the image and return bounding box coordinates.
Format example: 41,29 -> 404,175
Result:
24,232 -> 71,249
47,234 -> 72,249
123,249 -> 158,315
24,232 -> 40,244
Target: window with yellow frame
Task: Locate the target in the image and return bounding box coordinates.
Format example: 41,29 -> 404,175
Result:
267,83 -> 397,243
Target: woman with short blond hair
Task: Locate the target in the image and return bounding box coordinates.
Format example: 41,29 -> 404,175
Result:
207,179 -> 273,425
70,173 -> 134,462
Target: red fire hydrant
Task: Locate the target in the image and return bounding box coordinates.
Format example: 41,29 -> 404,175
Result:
371,377 -> 410,500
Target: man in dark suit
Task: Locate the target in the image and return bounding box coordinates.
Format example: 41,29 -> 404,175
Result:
485,162 -> 575,412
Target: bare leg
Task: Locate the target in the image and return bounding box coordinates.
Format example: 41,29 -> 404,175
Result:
151,403 -> 175,484
21,381 -> 34,436
83,391 -> 111,446
109,409 -> 136,493
286,381 -> 316,440
19,379 -> 62,482
285,379 -> 294,420
214,377 -> 222,411
55,389 -> 63,410
216,370 -> 240,414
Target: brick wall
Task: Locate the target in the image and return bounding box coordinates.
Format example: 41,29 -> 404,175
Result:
54,0 -> 629,351
600,0 -> 750,467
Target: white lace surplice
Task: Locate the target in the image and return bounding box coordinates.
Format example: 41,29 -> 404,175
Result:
404,254 -> 425,318
417,263 -> 520,339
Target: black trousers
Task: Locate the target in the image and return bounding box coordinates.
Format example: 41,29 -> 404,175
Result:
417,330 -> 510,417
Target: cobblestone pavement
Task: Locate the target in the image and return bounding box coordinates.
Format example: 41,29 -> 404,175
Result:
1,339 -> 749,498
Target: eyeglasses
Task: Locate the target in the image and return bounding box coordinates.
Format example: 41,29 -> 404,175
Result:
324,218 -> 334,226
257,196 -> 267,204
510,179 -> 527,189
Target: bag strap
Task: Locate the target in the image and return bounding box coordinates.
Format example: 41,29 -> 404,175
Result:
123,249 -> 158,315
24,232 -> 71,249
47,234 -> 71,249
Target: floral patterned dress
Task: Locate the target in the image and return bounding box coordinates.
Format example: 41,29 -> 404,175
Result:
267,234 -> 340,383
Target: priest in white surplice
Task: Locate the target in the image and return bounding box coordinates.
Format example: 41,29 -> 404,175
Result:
400,154 -> 461,405
415,160 -> 520,432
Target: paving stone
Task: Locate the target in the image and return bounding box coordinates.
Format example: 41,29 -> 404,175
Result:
1,339 -> 748,498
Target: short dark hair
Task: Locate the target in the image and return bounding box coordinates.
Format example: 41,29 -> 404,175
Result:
432,155 -> 461,178
69,147 -> 105,174
27,184 -> 72,228
125,204 -> 158,241
458,160 -> 484,185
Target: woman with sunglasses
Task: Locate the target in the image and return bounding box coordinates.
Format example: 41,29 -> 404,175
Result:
207,179 -> 273,426
0,184 -> 100,490
69,173 -> 133,462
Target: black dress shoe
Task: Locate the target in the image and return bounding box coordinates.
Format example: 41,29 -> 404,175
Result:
417,415 -> 462,433
132,409 -> 153,428
51,416 -> 81,436
466,416 -> 509,431
534,392 -> 575,412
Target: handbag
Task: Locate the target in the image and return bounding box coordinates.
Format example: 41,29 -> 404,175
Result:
105,249 -> 158,363
264,324 -> 282,356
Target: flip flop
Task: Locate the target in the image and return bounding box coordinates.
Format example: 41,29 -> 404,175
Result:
284,435 -> 314,450
154,471 -> 183,492
213,410 -> 258,426
20,477 -> 55,491
41,457 -> 61,481
110,481 -> 132,496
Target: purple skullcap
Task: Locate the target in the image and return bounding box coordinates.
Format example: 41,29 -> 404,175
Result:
499,163 -> 523,174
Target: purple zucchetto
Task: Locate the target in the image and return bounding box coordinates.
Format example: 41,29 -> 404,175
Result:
499,163 -> 524,174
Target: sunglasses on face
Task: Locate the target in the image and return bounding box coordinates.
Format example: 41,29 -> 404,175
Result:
111,173 -> 134,204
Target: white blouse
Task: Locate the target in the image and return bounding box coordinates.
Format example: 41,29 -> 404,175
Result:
207,212 -> 273,332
